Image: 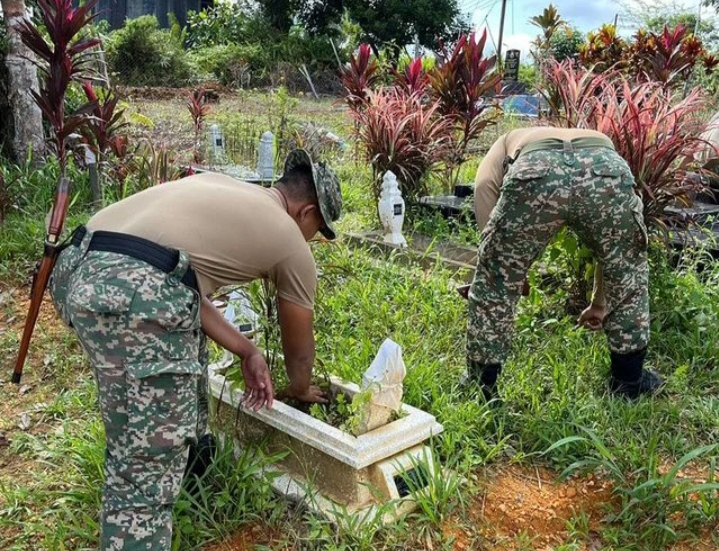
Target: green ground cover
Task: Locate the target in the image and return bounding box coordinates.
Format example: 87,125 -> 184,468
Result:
0,91 -> 717,551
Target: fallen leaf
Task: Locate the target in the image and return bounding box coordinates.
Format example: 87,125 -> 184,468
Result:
19,385 -> 31,395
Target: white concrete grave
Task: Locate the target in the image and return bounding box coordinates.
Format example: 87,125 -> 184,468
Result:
208,348 -> 444,524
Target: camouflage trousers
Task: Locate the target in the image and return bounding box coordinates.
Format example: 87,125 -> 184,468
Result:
468,145 -> 650,366
50,228 -> 209,551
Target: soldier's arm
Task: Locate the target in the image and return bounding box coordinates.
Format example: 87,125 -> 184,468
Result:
473,136 -> 507,231
277,297 -> 317,396
592,265 -> 606,307
201,296 -> 274,410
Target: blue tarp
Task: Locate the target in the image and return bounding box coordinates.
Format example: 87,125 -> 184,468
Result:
503,95 -> 541,117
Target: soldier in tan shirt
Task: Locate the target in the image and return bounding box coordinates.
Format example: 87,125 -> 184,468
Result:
50,149 -> 342,550
465,127 -> 662,401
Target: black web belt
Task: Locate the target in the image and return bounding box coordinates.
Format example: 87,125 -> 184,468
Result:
71,226 -> 198,291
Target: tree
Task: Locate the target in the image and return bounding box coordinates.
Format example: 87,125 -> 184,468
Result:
548,26 -> 585,62
529,3 -> 567,64
0,0 -> 44,163
530,4 -> 566,51
344,0 -> 470,57
256,0 -> 293,33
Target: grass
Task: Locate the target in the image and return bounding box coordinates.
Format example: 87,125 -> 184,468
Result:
1,89 -> 718,550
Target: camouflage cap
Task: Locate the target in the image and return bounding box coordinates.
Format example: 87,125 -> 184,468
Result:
283,149 -> 343,240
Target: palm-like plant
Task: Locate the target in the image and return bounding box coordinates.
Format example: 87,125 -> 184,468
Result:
543,59 -> 710,233
340,43 -> 379,113
530,3 -> 566,56
350,89 -> 453,202
430,30 -> 501,189
187,88 -> 212,163
16,0 -> 100,175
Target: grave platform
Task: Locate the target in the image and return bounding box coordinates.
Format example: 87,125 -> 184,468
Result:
208,352 -> 444,523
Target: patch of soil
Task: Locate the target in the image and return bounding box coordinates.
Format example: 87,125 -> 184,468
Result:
200,524 -> 287,551
470,465 -> 614,550
117,82 -> 233,101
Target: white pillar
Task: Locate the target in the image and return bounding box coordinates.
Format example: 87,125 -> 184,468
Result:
257,131 -> 275,180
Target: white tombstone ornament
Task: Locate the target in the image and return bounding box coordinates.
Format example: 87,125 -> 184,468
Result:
208,124 -> 225,164
378,170 -> 407,247
257,131 -> 275,180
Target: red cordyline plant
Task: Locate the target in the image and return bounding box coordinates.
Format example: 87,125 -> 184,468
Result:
350,89 -> 453,202
187,88 -> 212,163
17,0 -> 100,175
539,60 -> 610,126
340,43 -> 379,113
430,30 -> 502,189
392,58 -> 430,95
543,60 -> 710,233
630,25 -> 698,87
80,82 -> 129,200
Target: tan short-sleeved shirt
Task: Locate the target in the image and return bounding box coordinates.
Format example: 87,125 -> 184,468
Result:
86,173 -> 317,309
473,127 -> 612,306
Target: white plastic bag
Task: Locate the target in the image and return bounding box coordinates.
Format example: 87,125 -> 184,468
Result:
357,339 -> 407,432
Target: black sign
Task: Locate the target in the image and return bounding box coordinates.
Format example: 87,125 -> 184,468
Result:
393,203 -> 403,216
504,49 -> 520,82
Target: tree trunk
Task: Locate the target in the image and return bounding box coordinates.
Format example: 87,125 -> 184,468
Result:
1,0 -> 44,163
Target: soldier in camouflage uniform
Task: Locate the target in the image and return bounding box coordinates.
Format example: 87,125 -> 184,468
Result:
467,128 -> 663,400
49,149 -> 342,550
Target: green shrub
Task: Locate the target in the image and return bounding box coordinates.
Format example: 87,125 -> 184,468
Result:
189,43 -> 260,87
105,16 -> 195,87
186,2 -> 251,48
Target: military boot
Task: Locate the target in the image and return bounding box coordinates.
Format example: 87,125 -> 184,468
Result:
608,348 -> 664,399
184,433 -> 217,493
461,361 -> 502,401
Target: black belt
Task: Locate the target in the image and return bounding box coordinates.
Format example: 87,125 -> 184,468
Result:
71,226 -> 198,291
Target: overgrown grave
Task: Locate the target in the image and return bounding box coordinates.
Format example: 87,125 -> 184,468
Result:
208,286 -> 444,524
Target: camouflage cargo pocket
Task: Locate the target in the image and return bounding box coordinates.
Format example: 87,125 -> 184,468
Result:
502,159 -> 551,193
49,246 -> 88,327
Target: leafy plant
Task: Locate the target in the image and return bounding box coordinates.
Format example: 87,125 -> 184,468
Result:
578,23 -> 628,71
104,16 -> 194,87
79,82 -> 129,202
187,88 -> 212,163
17,0 -> 101,175
543,59 -> 711,232
529,2 -> 567,62
340,43 -> 380,112
392,57 -> 429,95
628,25 -> 714,87
430,31 -> 502,190
350,88 -> 453,202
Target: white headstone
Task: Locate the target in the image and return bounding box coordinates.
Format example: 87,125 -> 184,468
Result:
208,124 -> 225,164
258,131 -> 275,180
377,170 -> 407,247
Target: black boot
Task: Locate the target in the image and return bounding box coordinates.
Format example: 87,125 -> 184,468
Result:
609,348 -> 664,399
464,361 -> 502,401
184,433 -> 217,492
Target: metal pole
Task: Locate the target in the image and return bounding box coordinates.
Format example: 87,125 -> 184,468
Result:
497,0 -> 508,67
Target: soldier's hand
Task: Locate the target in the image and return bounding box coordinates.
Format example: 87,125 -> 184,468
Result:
578,303 -> 606,331
277,384 -> 328,404
240,352 -> 274,411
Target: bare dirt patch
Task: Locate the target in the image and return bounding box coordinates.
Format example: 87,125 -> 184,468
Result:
469,465 -> 613,550
200,524 -> 289,551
